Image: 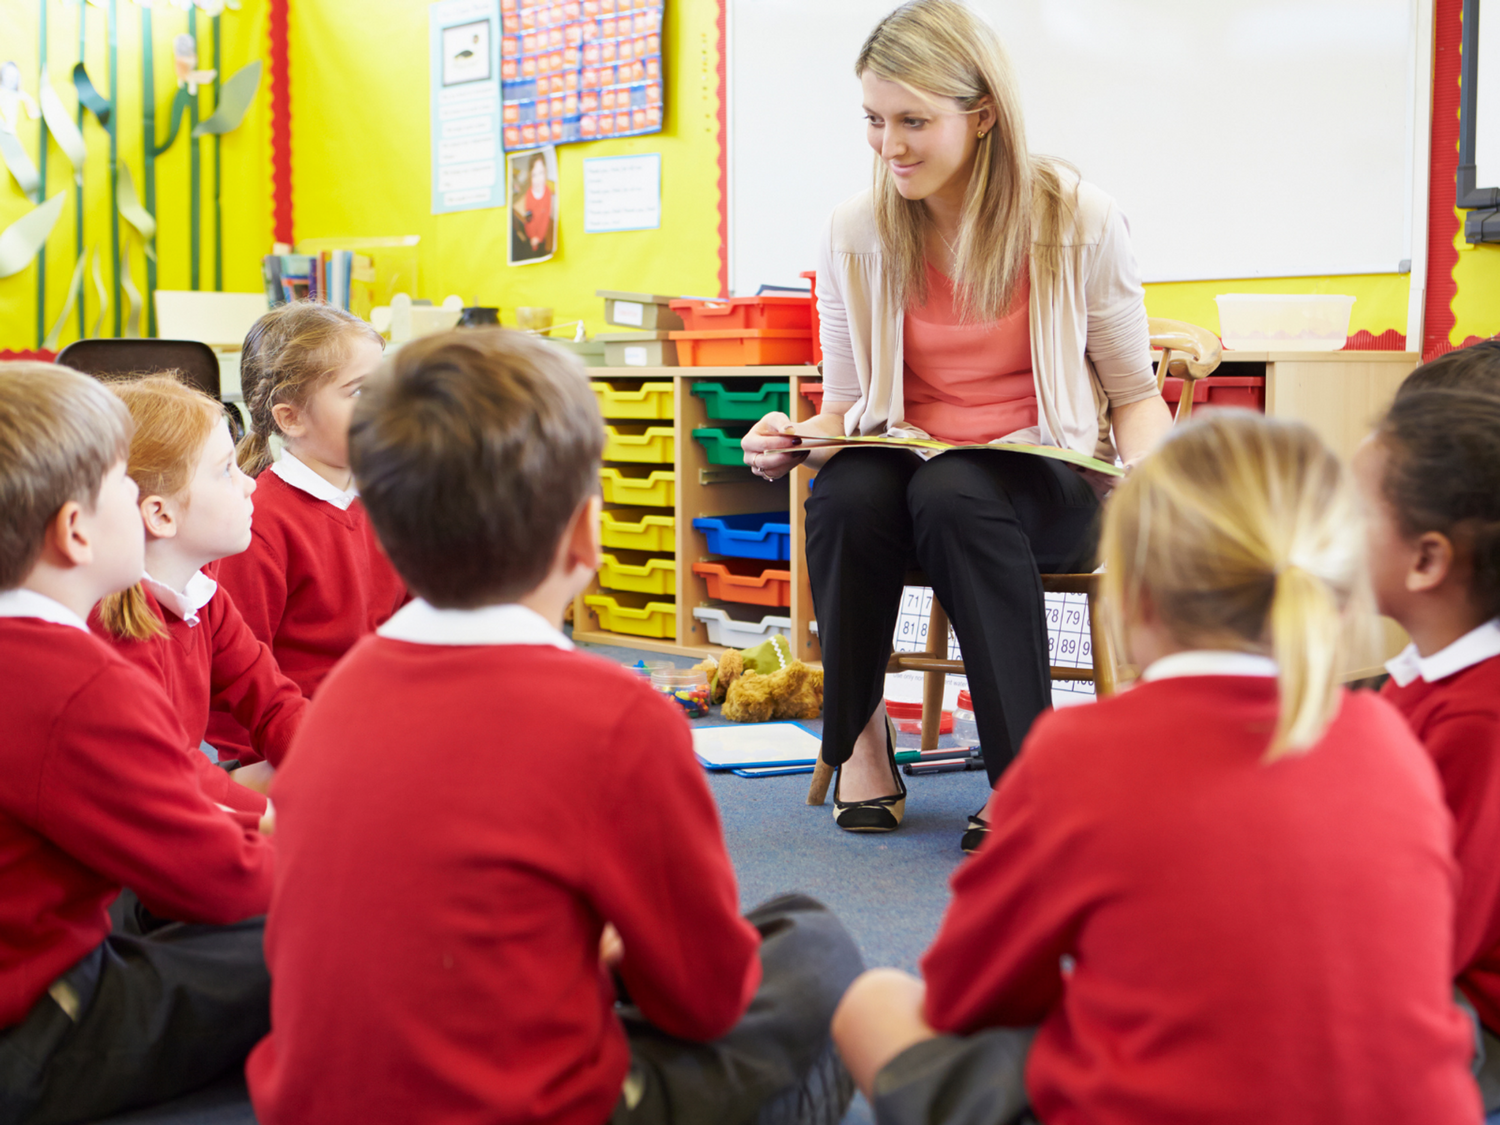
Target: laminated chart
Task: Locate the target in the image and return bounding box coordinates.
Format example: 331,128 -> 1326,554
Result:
500,0 -> 664,150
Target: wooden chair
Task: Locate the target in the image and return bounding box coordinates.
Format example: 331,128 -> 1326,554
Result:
806,318 -> 1222,804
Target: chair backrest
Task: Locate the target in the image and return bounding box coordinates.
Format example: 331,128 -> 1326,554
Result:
56,339 -> 222,399
1147,318 -> 1223,424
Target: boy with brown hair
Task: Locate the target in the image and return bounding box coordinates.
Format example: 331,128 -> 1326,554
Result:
246,329 -> 863,1125
0,362 -> 274,1125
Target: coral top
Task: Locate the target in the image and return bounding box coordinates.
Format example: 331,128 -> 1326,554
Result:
902,262 -> 1037,445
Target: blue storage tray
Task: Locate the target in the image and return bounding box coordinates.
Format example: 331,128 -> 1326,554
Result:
692,511 -> 793,561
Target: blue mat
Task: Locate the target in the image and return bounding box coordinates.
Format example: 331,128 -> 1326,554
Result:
96,636 -> 984,1124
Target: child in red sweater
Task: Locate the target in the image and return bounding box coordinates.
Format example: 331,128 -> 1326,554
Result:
246,329 -> 863,1125
1354,379 -> 1500,1111
0,362 -> 274,1125
832,411 -> 1481,1125
208,302 -> 406,761
90,374 -> 306,805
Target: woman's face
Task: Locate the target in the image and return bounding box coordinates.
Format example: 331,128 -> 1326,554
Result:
530,160 -> 547,195
861,71 -> 985,205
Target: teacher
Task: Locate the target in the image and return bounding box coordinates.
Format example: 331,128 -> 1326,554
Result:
741,0 -> 1172,852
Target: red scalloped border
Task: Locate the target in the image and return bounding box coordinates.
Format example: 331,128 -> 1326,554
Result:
714,0 -> 728,297
0,349 -> 58,362
269,0 -> 292,245
1424,0 -> 1463,359
1344,329 -> 1408,351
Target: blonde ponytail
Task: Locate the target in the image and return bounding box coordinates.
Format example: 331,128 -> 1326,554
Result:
98,583 -> 167,641
1267,564 -> 1343,757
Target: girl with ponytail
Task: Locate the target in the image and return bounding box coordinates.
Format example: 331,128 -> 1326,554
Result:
1356,381 -> 1500,1111
209,301 -> 406,763
91,374 -> 306,813
832,411 -> 1478,1125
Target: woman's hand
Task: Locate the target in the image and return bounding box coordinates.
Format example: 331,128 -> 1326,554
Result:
742,411 -> 810,481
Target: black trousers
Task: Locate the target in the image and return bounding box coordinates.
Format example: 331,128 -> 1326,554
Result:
0,917 -> 270,1125
805,449 -> 1101,786
613,894 -> 865,1125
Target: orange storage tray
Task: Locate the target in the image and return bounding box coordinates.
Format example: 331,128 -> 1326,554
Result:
801,270 -> 822,364
801,380 -> 824,412
1161,375 -> 1265,412
669,328 -> 814,367
691,560 -> 793,607
668,295 -> 812,331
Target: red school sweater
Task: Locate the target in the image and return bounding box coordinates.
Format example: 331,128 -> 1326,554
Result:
207,470 -> 405,760
90,586 -> 307,770
1384,654 -> 1500,1030
246,643 -> 761,1125
923,677 -> 1479,1125
0,618 -> 274,1029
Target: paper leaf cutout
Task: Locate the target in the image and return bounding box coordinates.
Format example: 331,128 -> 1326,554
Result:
117,162 -> 156,254
153,87 -> 192,157
39,66 -> 87,179
0,127 -> 40,200
193,60 -> 261,137
0,191 -> 66,279
72,63 -> 111,130
43,248 -> 90,350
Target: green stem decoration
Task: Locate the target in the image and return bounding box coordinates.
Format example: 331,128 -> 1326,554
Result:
213,14 -> 221,292
109,0 -> 120,337
37,0 -> 49,348
75,1 -> 85,339
142,5 -> 157,335
188,7 -> 200,293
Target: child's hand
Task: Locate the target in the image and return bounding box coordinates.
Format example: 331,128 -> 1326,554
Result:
599,923 -> 624,968
228,761 -> 275,795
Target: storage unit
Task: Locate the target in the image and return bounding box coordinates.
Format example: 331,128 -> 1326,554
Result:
1160,374 -> 1266,412
599,553 -> 676,596
585,594 -> 677,639
600,509 -> 676,552
671,329 -> 814,368
693,512 -> 793,561
543,337 -> 607,367
669,295 -> 813,331
599,467 -> 675,507
596,332 -> 678,367
597,290 -> 685,331
592,381 -> 675,419
691,426 -> 751,465
691,381 -> 791,419
692,606 -> 793,648
603,424 -> 675,462
691,561 -> 793,607
801,380 -> 823,412
801,270 -> 823,364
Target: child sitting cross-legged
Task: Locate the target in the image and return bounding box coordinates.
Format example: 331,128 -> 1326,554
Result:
0,362 -> 274,1125
832,411 -> 1481,1125
90,373 -> 307,803
1354,382 -> 1500,1113
246,329 -> 864,1125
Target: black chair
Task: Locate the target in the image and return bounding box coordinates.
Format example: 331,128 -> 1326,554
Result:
57,339 -> 245,442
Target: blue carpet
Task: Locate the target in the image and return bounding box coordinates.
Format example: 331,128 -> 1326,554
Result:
97,636 -> 982,1125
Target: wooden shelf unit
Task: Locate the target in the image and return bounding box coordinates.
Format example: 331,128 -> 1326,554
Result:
574,366 -> 821,662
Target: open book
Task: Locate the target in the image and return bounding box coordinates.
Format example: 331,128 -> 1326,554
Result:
791,433 -> 1124,477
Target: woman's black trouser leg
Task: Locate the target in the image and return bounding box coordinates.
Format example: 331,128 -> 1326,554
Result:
804,449 -> 923,769
907,452 -> 1099,786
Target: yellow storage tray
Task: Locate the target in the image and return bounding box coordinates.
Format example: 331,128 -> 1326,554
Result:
591,381 -> 675,420
598,553 -> 676,596
584,594 -> 677,639
599,468 -> 675,507
603,424 -> 675,463
600,509 -> 676,551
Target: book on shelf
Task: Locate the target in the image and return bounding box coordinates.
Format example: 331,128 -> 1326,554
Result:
261,249 -> 377,317
791,433 -> 1125,476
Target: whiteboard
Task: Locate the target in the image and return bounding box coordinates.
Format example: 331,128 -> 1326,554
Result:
728,0 -> 1421,291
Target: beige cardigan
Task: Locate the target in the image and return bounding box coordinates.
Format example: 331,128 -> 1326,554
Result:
817,175 -> 1159,463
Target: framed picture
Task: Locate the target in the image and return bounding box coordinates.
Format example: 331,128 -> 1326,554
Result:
508,145 -> 558,266
443,19 -> 493,87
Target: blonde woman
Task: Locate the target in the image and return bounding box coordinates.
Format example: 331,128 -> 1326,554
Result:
741,0 -> 1172,848
831,412 -> 1480,1125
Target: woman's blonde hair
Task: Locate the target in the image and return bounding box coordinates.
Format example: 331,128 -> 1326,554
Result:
237,301 -> 384,477
856,0 -> 1078,323
97,373 -> 226,641
1099,411 -> 1369,757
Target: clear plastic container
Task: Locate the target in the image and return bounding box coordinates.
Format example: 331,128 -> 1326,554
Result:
1213,294 -> 1355,351
952,689 -> 979,748
651,667 -> 711,719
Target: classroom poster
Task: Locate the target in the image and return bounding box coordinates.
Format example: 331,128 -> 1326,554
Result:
500,0 -> 665,151
508,145 -> 559,265
430,0 -> 506,215
582,153 -> 660,232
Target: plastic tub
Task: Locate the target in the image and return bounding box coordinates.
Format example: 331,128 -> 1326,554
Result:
598,553 -> 676,595
651,666 -> 710,718
691,381 -> 791,419
599,467 -> 675,507
600,509 -> 675,551
952,689 -> 979,747
801,270 -> 822,364
671,330 -> 814,368
597,290 -> 685,331
592,380 -> 674,419
692,512 -> 793,561
691,560 -> 792,607
1160,375 -> 1266,413
668,295 -> 812,332
692,606 -> 793,648
1214,294 -> 1355,351
692,425 -> 751,465
584,594 -> 676,639
603,424 -> 675,463
543,338 -> 607,367
597,332 -> 677,367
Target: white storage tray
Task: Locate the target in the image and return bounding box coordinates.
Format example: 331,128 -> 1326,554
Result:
693,606 -> 792,648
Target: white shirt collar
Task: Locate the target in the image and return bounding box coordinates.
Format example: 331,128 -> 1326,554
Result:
0,588 -> 90,633
1141,650 -> 1279,682
1385,618 -> 1500,688
376,599 -> 573,650
141,570 -> 218,627
270,450 -> 358,511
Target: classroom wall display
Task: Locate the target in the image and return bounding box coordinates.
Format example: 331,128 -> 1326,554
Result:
429,0 -> 506,215
583,151 -> 659,232
499,0 -> 664,151
508,143 -> 557,264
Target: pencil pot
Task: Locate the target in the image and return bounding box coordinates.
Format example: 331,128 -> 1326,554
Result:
651,667 -> 711,719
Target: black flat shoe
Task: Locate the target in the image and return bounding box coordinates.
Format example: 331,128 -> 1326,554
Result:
832,717 -> 906,833
960,811 -> 989,854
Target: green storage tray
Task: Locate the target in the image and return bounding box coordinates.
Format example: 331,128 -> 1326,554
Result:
691,381 -> 790,420
692,425 -> 752,466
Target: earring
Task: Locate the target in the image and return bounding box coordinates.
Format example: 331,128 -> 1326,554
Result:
977,130 -> 986,139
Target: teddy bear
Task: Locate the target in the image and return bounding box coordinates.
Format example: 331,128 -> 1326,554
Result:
692,635 -> 823,723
